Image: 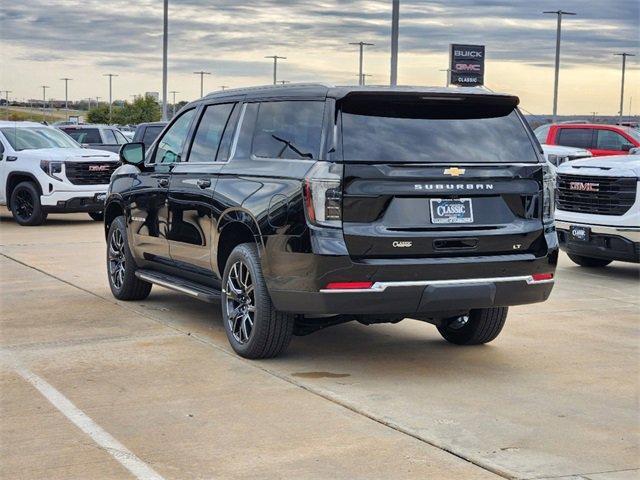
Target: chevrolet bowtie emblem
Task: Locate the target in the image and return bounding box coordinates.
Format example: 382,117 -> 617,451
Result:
444,167 -> 465,176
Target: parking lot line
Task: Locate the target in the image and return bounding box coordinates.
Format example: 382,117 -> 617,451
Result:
6,356 -> 166,480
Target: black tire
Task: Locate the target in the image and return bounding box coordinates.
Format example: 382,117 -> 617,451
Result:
89,212 -> 104,221
567,254 -> 612,268
437,307 -> 508,345
221,243 -> 294,359
106,216 -> 152,300
10,181 -> 47,226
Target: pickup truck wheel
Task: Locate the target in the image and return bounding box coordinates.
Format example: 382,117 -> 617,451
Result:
107,216 -> 152,300
437,307 -> 508,345
222,243 -> 294,359
567,254 -> 612,268
89,212 -> 104,221
10,181 -> 47,226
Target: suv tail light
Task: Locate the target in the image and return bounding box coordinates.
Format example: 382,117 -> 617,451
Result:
303,162 -> 343,228
542,164 -> 555,224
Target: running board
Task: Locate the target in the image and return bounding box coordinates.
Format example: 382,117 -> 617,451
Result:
135,269 -> 221,303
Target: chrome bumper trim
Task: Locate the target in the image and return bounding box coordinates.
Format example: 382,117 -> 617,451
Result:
320,275 -> 553,293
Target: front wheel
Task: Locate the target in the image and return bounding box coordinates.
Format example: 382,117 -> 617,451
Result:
567,254 -> 612,268
222,243 -> 294,359
437,307 -> 508,345
10,181 -> 47,226
107,216 -> 152,300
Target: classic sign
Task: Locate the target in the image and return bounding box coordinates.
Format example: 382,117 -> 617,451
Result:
449,44 -> 485,86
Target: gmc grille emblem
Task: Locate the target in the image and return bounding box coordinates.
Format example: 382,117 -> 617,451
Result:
88,165 -> 110,172
569,181 -> 599,192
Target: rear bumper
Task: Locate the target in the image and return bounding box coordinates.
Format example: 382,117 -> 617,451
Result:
556,221 -> 640,263
270,275 -> 554,315
266,230 -> 558,315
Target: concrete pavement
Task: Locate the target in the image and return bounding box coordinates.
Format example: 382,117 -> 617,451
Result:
1,211 -> 638,479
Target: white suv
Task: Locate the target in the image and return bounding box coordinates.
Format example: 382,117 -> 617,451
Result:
555,155 -> 640,266
0,121 -> 119,226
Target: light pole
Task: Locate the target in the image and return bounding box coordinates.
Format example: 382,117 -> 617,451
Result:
265,55 -> 286,85
193,71 -> 211,98
614,53 -> 635,124
162,0 -> 169,121
169,90 -> 179,118
390,0 -> 400,86
1,90 -> 11,120
349,42 -> 375,86
543,10 -> 576,120
103,73 -> 118,124
40,85 -> 49,121
439,68 -> 451,87
60,78 -> 72,120
360,74 -> 372,86
220,85 -> 229,90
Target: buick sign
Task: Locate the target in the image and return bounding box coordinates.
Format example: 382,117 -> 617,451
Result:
449,44 -> 485,86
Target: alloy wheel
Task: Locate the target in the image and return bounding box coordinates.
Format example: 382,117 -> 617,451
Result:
224,261 -> 256,344
14,189 -> 34,221
108,229 -> 126,290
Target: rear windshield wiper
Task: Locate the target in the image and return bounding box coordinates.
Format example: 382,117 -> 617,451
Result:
271,134 -> 313,159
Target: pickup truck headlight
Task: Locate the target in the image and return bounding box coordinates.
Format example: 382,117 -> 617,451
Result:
40,160 -> 64,181
542,164 -> 555,224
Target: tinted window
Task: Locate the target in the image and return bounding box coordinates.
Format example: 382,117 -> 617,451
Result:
188,103 -> 235,163
234,103 -> 259,159
102,129 -> 117,144
556,128 -> 593,149
596,130 -> 630,150
217,104 -> 241,162
142,126 -> 164,146
62,128 -> 102,144
153,109 -> 196,164
252,101 -> 324,160
340,97 -> 538,163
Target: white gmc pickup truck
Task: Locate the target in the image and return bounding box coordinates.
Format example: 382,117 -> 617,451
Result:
555,155 -> 640,266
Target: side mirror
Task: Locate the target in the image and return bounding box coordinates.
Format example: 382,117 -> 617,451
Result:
119,142 -> 145,165
629,147 -> 640,155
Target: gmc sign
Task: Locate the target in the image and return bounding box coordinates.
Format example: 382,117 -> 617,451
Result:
449,44 -> 485,86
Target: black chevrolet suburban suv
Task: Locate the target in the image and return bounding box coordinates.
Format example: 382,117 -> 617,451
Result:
104,84 -> 558,359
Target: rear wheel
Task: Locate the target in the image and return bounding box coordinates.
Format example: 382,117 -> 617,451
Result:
107,216 -> 152,300
10,181 -> 47,226
437,307 -> 508,345
89,212 -> 104,221
567,254 -> 612,268
222,243 -> 294,359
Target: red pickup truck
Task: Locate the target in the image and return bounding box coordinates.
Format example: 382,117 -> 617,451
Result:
534,123 -> 640,157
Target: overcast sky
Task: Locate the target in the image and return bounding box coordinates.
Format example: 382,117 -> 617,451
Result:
1,0 -> 638,115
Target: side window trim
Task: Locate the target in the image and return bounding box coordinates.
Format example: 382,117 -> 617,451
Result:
228,103 -> 248,161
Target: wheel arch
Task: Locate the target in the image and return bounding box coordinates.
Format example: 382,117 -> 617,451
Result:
104,199 -> 125,238
216,209 -> 263,277
6,171 -> 42,210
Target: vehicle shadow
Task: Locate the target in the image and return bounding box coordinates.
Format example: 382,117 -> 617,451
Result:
562,261 -> 640,281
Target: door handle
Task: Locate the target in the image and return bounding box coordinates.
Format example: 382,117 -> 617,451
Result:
196,178 -> 211,189
157,178 -> 169,187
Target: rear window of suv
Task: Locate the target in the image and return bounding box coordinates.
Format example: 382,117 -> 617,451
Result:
61,128 -> 102,144
339,95 -> 539,163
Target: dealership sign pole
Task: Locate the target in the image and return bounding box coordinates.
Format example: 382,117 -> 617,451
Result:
449,44 -> 485,87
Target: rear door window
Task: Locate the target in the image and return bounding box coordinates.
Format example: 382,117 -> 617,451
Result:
556,128 -> 593,149
188,103 -> 235,163
252,101 -> 324,160
596,129 -> 630,150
